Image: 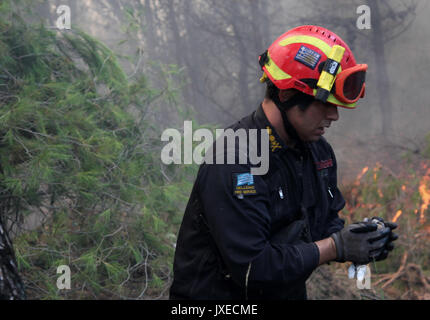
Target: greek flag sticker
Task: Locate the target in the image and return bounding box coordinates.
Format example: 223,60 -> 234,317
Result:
236,173 -> 254,186
294,45 -> 321,70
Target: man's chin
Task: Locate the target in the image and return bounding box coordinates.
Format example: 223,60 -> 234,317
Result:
304,135 -> 321,142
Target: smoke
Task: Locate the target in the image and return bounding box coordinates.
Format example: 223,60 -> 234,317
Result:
34,0 -> 430,183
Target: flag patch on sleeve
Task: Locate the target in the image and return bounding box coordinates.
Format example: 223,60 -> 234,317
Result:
233,172 -> 257,198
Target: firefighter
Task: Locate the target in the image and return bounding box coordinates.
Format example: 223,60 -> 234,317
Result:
169,25 -> 398,300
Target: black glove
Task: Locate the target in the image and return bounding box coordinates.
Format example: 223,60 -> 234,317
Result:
370,217 -> 398,261
330,221 -> 392,265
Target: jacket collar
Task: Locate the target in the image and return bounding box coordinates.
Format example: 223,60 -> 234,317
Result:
254,104 -> 288,154
254,104 -> 311,156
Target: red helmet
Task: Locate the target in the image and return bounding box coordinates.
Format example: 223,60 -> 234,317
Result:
259,25 -> 367,109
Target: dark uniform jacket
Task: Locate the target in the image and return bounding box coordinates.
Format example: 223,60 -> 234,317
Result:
170,105 -> 345,300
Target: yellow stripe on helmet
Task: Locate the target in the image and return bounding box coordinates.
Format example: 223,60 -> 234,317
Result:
312,89 -> 356,109
279,35 -> 343,72
279,35 -> 332,55
264,52 -> 292,81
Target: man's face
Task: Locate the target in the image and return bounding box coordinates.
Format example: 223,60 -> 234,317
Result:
286,100 -> 339,142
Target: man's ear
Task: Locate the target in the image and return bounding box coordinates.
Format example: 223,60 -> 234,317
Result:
278,89 -> 296,103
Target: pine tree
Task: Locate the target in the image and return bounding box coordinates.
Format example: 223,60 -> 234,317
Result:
0,1 -> 193,299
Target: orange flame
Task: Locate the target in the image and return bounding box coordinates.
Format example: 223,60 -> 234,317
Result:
401,185 -> 406,191
357,166 -> 369,181
373,163 -> 381,181
418,168 -> 430,224
392,210 -> 402,223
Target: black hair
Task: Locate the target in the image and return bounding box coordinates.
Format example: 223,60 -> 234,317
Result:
264,79 -> 313,111
265,80 -> 279,101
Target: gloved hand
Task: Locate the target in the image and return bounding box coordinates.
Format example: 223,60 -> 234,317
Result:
370,217 -> 398,261
330,221 -> 392,265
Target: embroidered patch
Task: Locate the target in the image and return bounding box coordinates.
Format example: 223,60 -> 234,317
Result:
233,172 -> 257,197
266,126 -> 282,153
294,45 -> 321,70
315,159 -> 333,170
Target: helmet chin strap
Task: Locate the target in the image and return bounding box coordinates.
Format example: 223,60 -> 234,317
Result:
271,90 -> 314,150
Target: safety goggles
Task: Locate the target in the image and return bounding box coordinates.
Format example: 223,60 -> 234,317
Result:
332,64 -> 367,104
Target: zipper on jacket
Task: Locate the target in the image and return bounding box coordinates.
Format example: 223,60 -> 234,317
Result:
278,187 -> 284,199
328,187 -> 334,198
245,262 -> 252,300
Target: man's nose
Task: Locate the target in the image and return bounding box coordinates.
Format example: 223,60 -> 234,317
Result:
326,105 -> 339,121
